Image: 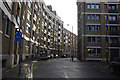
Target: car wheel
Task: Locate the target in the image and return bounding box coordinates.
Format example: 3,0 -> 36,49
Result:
110,67 -> 115,74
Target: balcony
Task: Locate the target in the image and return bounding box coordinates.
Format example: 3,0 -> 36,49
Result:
110,43 -> 120,47
108,9 -> 118,13
109,31 -> 120,35
109,20 -> 119,24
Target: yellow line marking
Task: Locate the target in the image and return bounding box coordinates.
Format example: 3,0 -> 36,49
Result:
31,62 -> 35,80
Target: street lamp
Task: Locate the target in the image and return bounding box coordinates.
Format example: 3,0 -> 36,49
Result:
67,24 -> 74,54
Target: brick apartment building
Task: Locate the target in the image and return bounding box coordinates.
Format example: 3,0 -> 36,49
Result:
62,28 -> 77,57
77,0 -> 120,61
1,0 -> 77,69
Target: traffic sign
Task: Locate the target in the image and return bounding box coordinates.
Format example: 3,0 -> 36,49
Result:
14,31 -> 22,42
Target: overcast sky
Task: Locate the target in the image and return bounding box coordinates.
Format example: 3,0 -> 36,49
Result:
44,0 -> 77,35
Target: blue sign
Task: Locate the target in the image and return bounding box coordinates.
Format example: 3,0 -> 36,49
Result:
14,31 -> 22,42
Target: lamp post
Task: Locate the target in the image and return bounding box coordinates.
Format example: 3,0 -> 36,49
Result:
17,2 -> 26,76
67,24 -> 74,55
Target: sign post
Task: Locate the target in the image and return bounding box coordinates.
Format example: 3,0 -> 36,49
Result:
14,30 -> 22,76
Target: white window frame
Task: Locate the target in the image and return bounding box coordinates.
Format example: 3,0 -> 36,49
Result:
28,0 -> 32,8
26,23 -> 30,34
87,15 -> 91,20
96,15 -> 100,20
87,4 -> 91,9
105,15 -> 107,20
96,4 -> 99,9
91,4 -> 95,9
87,48 -> 101,55
88,37 -> 101,43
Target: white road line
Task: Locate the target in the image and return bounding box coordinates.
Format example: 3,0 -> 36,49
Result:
69,67 -> 79,72
55,72 -> 69,79
64,72 -> 69,79
63,66 -> 79,72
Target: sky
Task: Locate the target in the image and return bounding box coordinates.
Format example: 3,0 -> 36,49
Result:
44,0 -> 77,35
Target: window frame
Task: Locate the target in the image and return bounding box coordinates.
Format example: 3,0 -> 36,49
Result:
5,18 -> 9,35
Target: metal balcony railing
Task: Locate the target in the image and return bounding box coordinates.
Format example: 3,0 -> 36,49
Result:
110,43 -> 120,47
109,20 -> 119,24
109,30 -> 120,35
108,9 -> 118,13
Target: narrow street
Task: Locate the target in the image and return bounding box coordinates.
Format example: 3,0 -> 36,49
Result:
33,58 -> 120,78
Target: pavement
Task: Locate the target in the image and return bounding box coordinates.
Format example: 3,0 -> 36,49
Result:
2,58 -> 36,79
1,58 -> 120,79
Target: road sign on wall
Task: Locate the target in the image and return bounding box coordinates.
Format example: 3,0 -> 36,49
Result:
14,31 -> 22,42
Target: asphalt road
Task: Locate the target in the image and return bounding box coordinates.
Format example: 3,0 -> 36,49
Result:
33,58 -> 120,79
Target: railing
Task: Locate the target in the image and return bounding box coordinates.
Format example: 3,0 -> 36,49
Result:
108,9 -> 118,13
109,30 -> 120,35
109,20 -> 119,24
110,43 -> 120,47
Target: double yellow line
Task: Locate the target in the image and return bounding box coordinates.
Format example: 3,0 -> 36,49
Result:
31,62 -> 35,80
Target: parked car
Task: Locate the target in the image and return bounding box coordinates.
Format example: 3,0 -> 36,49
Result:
48,54 -> 54,59
109,57 -> 120,74
53,54 -> 59,58
61,54 -> 67,58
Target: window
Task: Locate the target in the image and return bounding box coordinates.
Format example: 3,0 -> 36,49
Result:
96,15 -> 100,20
87,14 -> 100,20
32,44 -> 34,53
105,15 -> 107,20
3,2 -> 11,13
91,4 -> 95,9
92,37 -> 95,42
91,14 -> 95,20
96,25 -> 100,31
28,1 -> 31,8
87,25 -> 92,31
88,37 -> 91,42
110,26 -> 117,31
112,6 -> 115,10
97,48 -> 100,54
87,25 -> 100,31
92,25 -> 95,31
119,5 -> 120,10
88,37 -> 101,43
109,5 -> 116,10
109,16 -> 116,21
104,4 -> 107,9
87,15 -> 91,20
109,16 -> 112,21
110,38 -> 118,43
87,4 -> 100,9
33,30 -> 35,36
5,18 -> 9,35
87,4 -> 90,9
27,11 -> 31,21
26,23 -> 30,33
87,48 -> 101,55
97,37 -> 100,42
96,4 -> 99,9
26,41 -> 29,46
119,15 -> 120,20
105,25 -> 108,32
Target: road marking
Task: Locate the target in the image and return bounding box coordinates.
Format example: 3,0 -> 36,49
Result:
55,71 -> 69,78
63,66 -> 79,72
31,62 -> 35,80
64,72 -> 69,79
69,67 -> 79,72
